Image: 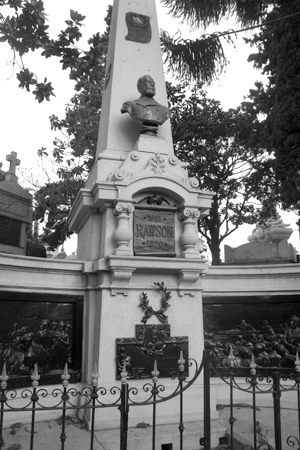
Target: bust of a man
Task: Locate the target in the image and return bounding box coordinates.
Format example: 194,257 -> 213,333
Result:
121,75 -> 170,134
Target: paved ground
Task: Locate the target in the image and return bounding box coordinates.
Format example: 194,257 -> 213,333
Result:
0,417 -> 103,450
218,401 -> 300,450
1,403 -> 299,450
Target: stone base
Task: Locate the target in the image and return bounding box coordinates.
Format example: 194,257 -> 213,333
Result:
224,240 -> 297,265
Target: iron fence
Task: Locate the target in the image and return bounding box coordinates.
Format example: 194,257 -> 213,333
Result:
210,347 -> 300,450
0,351 -> 207,450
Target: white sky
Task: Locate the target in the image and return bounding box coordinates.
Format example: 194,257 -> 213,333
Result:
0,0 -> 299,255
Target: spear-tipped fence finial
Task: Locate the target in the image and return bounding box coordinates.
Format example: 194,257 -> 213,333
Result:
31,363 -> 40,387
62,363 -> 70,386
178,350 -> 185,372
295,352 -> 300,373
121,361 -> 128,384
250,353 -> 257,376
228,345 -> 235,368
91,363 -> 99,387
0,363 -> 9,390
151,360 -> 160,383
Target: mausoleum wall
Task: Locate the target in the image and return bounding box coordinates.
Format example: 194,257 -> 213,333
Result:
202,263 -> 300,296
202,263 -> 300,407
0,252 -> 86,294
0,253 -> 299,423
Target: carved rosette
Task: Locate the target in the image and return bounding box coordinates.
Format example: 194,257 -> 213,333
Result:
113,202 -> 135,256
178,208 -> 201,258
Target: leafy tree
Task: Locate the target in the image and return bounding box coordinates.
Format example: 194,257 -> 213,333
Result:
168,83 -> 275,265
33,9 -> 111,248
161,0 -> 300,211
243,2 -> 300,211
0,0 -> 87,101
34,176 -> 85,249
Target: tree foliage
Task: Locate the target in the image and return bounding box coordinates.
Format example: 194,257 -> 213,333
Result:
168,83 -> 276,264
32,8 -> 111,249
0,0 -> 87,101
160,0 -> 272,83
161,0 -> 300,212
244,1 -> 300,210
34,176 -> 85,249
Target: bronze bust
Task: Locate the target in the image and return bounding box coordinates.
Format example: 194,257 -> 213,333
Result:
121,75 -> 170,135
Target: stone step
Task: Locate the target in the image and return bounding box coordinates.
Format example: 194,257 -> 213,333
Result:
95,420 -> 228,450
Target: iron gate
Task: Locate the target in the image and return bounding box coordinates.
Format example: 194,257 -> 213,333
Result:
0,351 -> 209,450
1,351 -> 300,450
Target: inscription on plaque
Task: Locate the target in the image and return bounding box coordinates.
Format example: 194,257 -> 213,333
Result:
116,324 -> 189,379
134,209 -> 175,256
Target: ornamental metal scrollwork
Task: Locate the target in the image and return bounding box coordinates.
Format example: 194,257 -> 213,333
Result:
138,282 -> 171,324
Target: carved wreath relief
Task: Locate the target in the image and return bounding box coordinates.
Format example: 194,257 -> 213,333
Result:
116,283 -> 189,379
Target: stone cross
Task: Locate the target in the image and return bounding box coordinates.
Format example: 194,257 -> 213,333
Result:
6,151 -> 20,181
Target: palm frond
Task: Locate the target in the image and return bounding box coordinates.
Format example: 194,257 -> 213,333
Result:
160,30 -> 230,83
161,0 -> 268,28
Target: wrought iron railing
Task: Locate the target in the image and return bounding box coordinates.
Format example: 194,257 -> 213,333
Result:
0,350 -> 207,450
210,347 -> 300,450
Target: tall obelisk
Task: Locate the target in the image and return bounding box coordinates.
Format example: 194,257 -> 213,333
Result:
84,0 -> 173,189
68,0 -> 215,433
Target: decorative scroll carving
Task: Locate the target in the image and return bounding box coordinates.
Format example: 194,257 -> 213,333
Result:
113,202 -> 135,256
178,208 -> 201,259
190,178 -> 199,188
169,155 -> 178,166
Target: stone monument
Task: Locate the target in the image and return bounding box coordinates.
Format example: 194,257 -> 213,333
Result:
68,0 -> 214,429
0,152 -> 32,255
225,214 -> 297,264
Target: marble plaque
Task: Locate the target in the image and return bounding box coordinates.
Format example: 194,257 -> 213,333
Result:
134,209 -> 175,256
116,324 -> 188,379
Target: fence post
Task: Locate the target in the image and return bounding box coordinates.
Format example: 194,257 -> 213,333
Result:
273,371 -> 282,450
202,350 -> 211,450
30,364 -> 40,450
60,363 -> 70,450
0,364 -> 8,450
120,364 -> 129,450
90,364 -> 100,450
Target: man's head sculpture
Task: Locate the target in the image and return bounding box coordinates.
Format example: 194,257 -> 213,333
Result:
121,75 -> 170,135
137,75 -> 156,97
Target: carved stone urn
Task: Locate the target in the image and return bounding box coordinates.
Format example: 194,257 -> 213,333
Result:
268,226 -> 293,245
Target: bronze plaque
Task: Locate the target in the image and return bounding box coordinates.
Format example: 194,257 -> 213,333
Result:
125,12 -> 151,44
0,292 -> 83,388
116,325 -> 189,379
134,209 -> 175,256
203,294 -> 300,376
